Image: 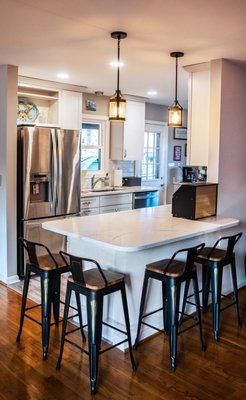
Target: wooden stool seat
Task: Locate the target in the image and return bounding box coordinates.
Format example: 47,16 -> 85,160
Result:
146,259 -> 188,277
68,268 -> 124,290
28,253 -> 66,270
196,247 -> 228,262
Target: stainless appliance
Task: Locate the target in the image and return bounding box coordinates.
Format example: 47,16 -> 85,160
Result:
123,176 -> 142,187
133,191 -> 159,209
17,125 -> 81,277
182,166 -> 207,183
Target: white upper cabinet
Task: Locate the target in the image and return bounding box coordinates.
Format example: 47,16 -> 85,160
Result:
59,90 -> 82,130
110,100 -> 145,160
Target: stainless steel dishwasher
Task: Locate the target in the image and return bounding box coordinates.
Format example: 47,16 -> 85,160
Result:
133,191 -> 159,209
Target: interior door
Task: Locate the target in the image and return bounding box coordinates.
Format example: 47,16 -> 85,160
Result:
56,129 -> 81,216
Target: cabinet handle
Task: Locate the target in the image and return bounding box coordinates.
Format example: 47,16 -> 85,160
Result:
124,149 -> 127,158
82,201 -> 91,206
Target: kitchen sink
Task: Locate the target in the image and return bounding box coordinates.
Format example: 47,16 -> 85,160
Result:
90,187 -> 124,192
91,187 -> 114,192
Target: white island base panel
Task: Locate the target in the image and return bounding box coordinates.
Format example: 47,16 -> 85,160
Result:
42,205 -> 239,351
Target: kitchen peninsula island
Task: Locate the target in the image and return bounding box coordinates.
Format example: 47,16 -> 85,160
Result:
42,205 -> 239,349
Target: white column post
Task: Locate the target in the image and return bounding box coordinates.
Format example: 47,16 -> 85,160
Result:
0,65 -> 18,283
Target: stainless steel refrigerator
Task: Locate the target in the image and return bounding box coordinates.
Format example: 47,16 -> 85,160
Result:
17,125 -> 81,277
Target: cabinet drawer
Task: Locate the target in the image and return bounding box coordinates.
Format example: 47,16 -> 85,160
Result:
81,196 -> 99,209
99,193 -> 132,207
81,207 -> 99,216
100,204 -> 132,214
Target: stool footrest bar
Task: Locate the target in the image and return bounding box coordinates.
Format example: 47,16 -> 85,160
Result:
141,321 -> 165,334
220,301 -> 236,312
102,321 -> 127,336
24,314 -> 42,326
99,339 -> 128,354
64,338 -> 89,355
65,326 -> 82,335
178,322 -> 199,335
25,304 -> 41,311
142,306 -> 164,319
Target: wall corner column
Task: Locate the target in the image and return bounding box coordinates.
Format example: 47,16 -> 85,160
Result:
0,65 -> 18,283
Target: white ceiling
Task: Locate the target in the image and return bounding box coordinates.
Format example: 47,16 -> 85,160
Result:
0,0 -> 246,106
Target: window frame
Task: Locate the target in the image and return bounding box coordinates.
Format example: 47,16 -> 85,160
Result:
81,114 -> 109,176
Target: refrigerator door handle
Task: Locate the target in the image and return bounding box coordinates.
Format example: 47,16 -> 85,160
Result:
56,128 -> 63,214
51,129 -> 58,213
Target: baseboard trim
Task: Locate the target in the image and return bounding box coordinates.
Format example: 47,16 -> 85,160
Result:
0,274 -> 20,285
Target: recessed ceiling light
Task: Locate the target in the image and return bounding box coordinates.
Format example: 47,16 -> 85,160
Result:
56,72 -> 69,79
109,60 -> 124,68
148,90 -> 157,96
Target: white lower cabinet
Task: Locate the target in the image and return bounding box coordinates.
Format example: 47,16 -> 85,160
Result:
100,204 -> 132,214
99,193 -> 132,207
80,193 -> 133,216
80,208 -> 99,216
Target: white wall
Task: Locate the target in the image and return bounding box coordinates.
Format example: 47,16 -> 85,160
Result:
0,65 -> 18,283
186,58 -> 246,288
185,61 -> 222,182
187,67 -> 210,167
217,60 -> 246,286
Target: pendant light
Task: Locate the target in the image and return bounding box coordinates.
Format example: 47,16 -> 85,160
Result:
168,51 -> 184,127
109,31 -> 127,122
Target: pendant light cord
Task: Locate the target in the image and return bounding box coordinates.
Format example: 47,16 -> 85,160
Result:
175,55 -> 178,104
117,36 -> 121,99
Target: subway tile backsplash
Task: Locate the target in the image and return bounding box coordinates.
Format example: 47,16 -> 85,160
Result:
109,160 -> 135,176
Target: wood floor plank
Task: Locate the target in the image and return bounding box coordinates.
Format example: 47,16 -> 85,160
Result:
0,283 -> 245,399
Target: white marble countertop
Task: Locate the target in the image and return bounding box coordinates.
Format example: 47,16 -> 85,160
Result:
42,205 -> 239,252
81,186 -> 159,198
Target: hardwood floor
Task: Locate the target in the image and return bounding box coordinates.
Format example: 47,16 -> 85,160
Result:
0,283 -> 245,400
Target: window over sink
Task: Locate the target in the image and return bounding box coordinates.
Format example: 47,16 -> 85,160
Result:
81,122 -> 103,171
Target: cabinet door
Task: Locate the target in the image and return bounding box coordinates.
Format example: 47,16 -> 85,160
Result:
110,121 -> 124,160
81,208 -> 99,216
99,193 -> 133,207
59,90 -> 82,130
81,196 -> 100,209
100,204 -> 132,214
110,100 -> 145,160
124,100 -> 145,160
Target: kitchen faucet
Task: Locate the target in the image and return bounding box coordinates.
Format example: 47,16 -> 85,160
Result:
91,174 -> 109,189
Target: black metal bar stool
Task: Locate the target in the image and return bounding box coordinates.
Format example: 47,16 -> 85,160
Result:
134,243 -> 206,371
16,238 -> 86,360
184,233 -> 242,341
56,251 -> 137,395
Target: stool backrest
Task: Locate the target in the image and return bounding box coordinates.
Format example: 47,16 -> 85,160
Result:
164,243 -> 205,276
60,251 -> 108,286
208,232 -> 242,261
19,237 -> 59,268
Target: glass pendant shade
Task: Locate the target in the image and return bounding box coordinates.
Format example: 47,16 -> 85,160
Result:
168,101 -> 183,127
109,90 -> 126,121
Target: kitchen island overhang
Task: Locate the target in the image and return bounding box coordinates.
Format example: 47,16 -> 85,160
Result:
42,205 -> 239,350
